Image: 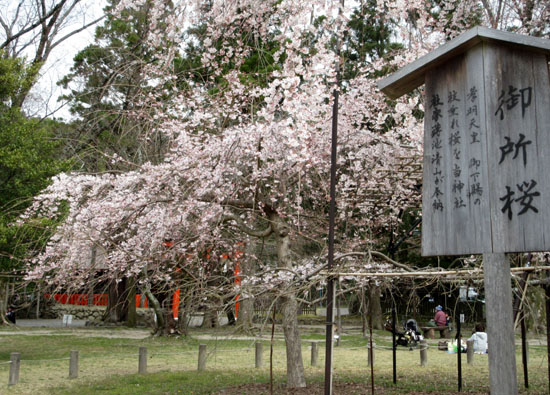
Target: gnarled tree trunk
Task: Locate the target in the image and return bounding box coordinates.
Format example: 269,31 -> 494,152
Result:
368,284 -> 383,330
237,249 -> 255,331
104,277 -> 129,323
270,211 -> 306,388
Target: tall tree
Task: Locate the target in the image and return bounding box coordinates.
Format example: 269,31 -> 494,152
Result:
58,0 -> 175,171
0,54 -> 70,320
0,0 -> 104,110
23,1 -> 422,387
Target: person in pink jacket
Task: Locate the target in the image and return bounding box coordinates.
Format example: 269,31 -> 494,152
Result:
434,305 -> 447,326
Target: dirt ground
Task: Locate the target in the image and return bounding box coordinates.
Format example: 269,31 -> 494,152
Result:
0,327 -> 151,339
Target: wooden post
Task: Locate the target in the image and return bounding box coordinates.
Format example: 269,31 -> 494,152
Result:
368,342 -> 375,367
311,342 -> 318,366
545,268 -> 550,394
520,314 -> 529,389
336,279 -> 342,347
457,308 -> 462,392
8,352 -> 20,386
419,339 -> 427,366
138,346 -> 147,374
255,342 -> 263,368
466,339 -> 474,364
35,283 -> 40,319
392,306 -> 397,384
483,253 -> 518,394
69,350 -> 79,378
198,344 -> 207,371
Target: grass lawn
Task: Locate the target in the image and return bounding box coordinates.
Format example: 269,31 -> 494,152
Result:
0,325 -> 547,394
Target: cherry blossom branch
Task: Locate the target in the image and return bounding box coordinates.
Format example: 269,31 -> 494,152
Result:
221,213 -> 273,238
334,251 -> 414,272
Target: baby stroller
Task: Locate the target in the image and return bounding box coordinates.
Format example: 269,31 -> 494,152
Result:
385,317 -> 424,350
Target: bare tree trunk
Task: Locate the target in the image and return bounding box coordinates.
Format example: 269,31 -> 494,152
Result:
358,287 -> 368,337
281,293 -> 306,387
144,289 -> 165,335
368,284 -> 383,330
0,281 -> 9,325
238,296 -> 254,330
178,290 -> 189,336
237,250 -> 255,331
127,277 -> 137,328
270,211 -> 306,388
104,278 -> 128,323
201,307 -> 217,328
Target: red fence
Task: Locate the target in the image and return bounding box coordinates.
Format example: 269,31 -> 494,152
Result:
44,294 -> 148,308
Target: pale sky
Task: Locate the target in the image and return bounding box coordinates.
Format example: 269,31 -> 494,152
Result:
23,0 -> 107,121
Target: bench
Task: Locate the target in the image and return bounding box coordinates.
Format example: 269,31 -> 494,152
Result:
421,326 -> 450,339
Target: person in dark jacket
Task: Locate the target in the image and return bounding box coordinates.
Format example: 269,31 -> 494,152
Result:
6,307 -> 15,324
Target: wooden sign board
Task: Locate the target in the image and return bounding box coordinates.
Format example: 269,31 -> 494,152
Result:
379,28 -> 550,256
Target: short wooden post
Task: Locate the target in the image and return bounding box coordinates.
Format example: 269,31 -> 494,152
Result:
69,350 -> 79,378
311,341 -> 318,366
198,344 -> 207,371
466,340 -> 474,365
138,347 -> 147,374
255,342 -> 263,368
8,352 -> 20,386
368,342 -> 375,367
419,340 -> 427,366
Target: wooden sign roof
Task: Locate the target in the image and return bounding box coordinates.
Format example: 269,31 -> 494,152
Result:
378,26 -> 550,99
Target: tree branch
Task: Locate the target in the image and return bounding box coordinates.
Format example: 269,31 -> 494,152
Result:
0,0 -> 67,50
334,251 -> 414,272
221,213 -> 273,238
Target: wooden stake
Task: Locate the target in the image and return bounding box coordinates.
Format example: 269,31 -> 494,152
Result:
8,352 -> 20,386
198,344 -> 206,371
419,339 -> 427,366
255,342 -> 263,368
139,347 -> 147,374
69,350 -> 79,378
311,342 -> 318,367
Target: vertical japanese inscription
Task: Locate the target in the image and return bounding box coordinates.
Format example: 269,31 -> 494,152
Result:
483,43 -> 550,253
494,84 -> 539,220
427,84 -> 485,214
422,46 -> 491,256
430,93 -> 444,211
448,89 -> 467,209
466,86 -> 483,206
421,39 -> 550,256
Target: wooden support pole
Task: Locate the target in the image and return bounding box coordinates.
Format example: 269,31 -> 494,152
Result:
483,253 -> 518,395
466,339 -> 474,365
368,342 -> 375,367
198,344 -> 207,371
35,284 -> 40,319
336,279 -> 341,347
392,306 -> 397,384
138,347 -> 147,374
69,350 -> 79,379
311,342 -> 318,367
521,313 -> 529,389
419,339 -> 427,366
8,352 -> 20,386
457,308 -> 462,392
255,342 -> 263,368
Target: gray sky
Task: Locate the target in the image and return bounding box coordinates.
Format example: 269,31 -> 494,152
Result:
23,0 -> 107,120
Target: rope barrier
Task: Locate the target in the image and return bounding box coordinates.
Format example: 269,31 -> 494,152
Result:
18,357 -> 70,363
